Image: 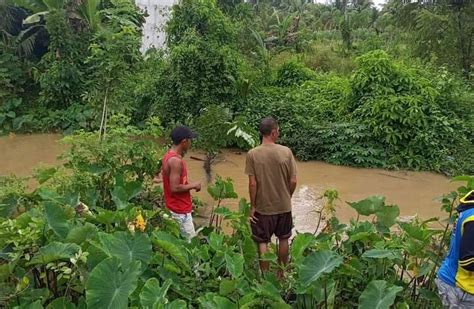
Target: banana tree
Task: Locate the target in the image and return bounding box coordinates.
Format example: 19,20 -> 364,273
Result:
19,0 -> 66,24
77,0 -> 101,32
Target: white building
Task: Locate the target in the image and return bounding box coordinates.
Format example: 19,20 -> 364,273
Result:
136,0 -> 177,52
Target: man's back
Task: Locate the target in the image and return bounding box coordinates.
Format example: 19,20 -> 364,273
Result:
245,143 -> 297,215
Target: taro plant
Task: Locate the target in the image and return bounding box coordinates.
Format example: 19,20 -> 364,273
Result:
207,176 -> 238,230
0,98 -> 25,133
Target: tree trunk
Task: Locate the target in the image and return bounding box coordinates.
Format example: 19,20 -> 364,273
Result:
341,0 -> 352,52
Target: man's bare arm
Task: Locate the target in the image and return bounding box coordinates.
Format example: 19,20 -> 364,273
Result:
168,157 -> 199,193
289,175 -> 297,197
248,175 -> 258,222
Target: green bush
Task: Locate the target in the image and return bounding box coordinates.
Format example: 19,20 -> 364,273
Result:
350,50 -> 471,172
166,0 -> 237,47
0,133 -> 471,307
0,49 -> 28,100
149,0 -> 243,125
244,51 -> 472,174
34,11 -> 87,109
153,30 -> 241,125
274,59 -> 316,87
42,105 -> 96,133
117,51 -> 167,127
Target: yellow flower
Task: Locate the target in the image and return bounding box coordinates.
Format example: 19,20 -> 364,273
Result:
134,211 -> 146,232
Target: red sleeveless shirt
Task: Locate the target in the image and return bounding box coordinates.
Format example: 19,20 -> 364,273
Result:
162,150 -> 192,214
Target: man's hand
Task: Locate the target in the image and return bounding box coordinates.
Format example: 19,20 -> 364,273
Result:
193,182 -> 202,192
248,175 -> 258,224
153,172 -> 163,184
249,206 -> 258,224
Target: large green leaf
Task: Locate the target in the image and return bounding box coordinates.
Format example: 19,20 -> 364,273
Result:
12,116 -> 25,131
251,280 -> 289,306
17,288 -> 50,307
298,250 -> 343,287
86,258 -> 141,309
37,188 -> 62,203
125,181 -> 142,200
242,234 -> 257,264
207,177 -> 238,201
219,279 -> 236,296
140,278 -> 172,309
290,233 -> 316,263
209,232 -> 224,252
66,223 -> 98,245
111,186 -> 129,210
166,300 -> 187,308
0,198 -> 17,218
225,253 -> 244,278
399,222 -> 433,242
34,167 -> 57,184
152,231 -> 189,270
98,232 -> 152,267
28,242 -> 80,265
44,202 -> 71,239
46,297 -> 76,309
111,181 -> 143,210
17,300 -> 43,309
214,207 -> 238,220
94,208 -> 119,226
358,280 -> 402,309
198,293 -> 238,309
348,196 -> 385,216
85,163 -> 110,175
362,249 -> 402,260
375,205 -> 400,228
451,175 -> 474,188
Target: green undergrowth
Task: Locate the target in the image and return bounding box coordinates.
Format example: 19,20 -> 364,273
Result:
0,124 -> 472,308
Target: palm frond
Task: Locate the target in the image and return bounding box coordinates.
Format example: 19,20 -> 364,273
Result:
13,0 -> 48,13
0,0 -> 16,33
14,25 -> 44,57
43,0 -> 64,10
78,0 -> 101,31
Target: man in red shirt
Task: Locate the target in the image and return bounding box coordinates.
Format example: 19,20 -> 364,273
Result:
160,126 -> 201,240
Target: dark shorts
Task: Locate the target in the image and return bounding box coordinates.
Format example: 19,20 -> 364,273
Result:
251,212 -> 293,243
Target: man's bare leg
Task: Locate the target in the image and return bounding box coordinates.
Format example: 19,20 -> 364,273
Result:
258,242 -> 270,271
277,238 -> 289,279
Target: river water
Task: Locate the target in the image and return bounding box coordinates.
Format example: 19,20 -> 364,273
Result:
1,134 -> 456,232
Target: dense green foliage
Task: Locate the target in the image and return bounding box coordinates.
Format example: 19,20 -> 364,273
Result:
244,51 -> 472,173
1,0 -> 473,307
0,125 -> 473,308
1,0 -> 472,174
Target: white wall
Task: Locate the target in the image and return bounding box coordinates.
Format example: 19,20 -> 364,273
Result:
136,0 -> 177,52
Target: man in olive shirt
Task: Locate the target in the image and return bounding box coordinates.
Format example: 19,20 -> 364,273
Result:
245,117 -> 297,274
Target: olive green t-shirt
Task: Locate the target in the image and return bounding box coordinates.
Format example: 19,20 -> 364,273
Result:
244,143 -> 297,215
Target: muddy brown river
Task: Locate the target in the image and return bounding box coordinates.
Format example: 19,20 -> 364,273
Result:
1,134 -> 457,232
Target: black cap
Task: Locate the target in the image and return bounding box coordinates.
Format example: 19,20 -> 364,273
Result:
171,126 -> 198,144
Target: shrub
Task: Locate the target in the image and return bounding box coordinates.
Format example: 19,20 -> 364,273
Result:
153,31 -> 241,125
166,0 -> 236,46
34,11 -> 86,109
350,50 -> 470,171
244,51 -> 472,174
274,59 -> 316,87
